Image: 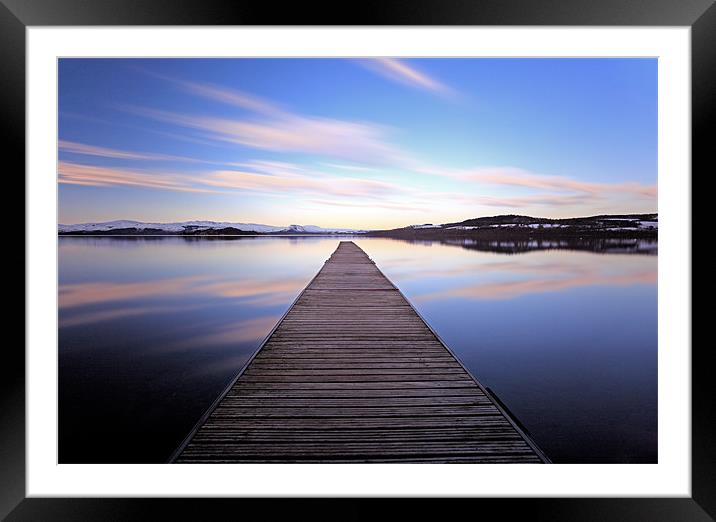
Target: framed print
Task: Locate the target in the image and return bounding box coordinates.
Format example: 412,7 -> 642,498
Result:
6,0 -> 711,519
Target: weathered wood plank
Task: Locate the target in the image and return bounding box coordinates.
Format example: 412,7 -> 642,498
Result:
228,380 -> 483,390
172,241 -> 548,463
225,388 -> 484,398
201,416 -> 514,430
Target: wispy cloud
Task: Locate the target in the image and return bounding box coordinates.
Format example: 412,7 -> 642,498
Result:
307,198 -> 427,213
414,164 -> 656,198
129,77 -> 656,210
124,74 -> 412,166
58,154 -> 420,209
93,75 -> 656,219
460,167 -> 657,198
320,162 -> 376,172
412,165 -> 657,212
58,140 -> 201,163
202,166 -> 408,200
178,80 -> 286,118
130,104 -> 404,166
200,160 -> 435,214
57,161 -> 215,193
362,58 -> 456,98
59,60 -> 658,226
464,193 -> 594,208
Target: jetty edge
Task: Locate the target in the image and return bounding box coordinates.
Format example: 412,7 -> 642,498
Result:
170,241 -> 549,463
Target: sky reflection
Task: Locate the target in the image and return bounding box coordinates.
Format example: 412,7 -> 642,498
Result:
59,236 -> 657,463
358,238 -> 657,463
58,236 -> 338,463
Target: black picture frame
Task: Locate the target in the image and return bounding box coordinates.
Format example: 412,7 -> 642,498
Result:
5,0 -> 709,519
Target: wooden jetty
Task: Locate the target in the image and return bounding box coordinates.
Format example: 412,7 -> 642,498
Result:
172,241 -> 548,463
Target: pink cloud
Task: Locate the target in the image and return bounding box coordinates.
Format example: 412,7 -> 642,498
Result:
107,75 -> 656,217
58,155 -> 420,206
460,167 -> 657,198
201,160 -> 410,200
126,78 -> 409,165
468,193 -> 594,208
178,80 -> 287,118
362,58 -> 456,98
57,161 -> 216,193
58,140 -> 199,163
307,198 -> 427,212
132,105 -> 403,166
410,165 -> 656,213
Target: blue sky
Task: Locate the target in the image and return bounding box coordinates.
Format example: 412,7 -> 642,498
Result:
58,58 -> 657,228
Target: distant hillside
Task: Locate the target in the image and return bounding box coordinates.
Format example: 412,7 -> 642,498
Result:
59,214 -> 659,241
58,220 -> 365,236
368,213 -> 658,239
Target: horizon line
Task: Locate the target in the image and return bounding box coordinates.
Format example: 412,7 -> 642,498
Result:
58,210 -> 659,229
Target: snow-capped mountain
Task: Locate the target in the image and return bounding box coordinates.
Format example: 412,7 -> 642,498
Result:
58,220 -> 364,234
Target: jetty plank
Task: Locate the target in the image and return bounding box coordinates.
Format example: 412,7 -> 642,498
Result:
172,241 -> 547,463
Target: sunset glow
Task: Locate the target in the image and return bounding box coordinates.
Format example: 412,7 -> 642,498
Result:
59,58 -> 657,228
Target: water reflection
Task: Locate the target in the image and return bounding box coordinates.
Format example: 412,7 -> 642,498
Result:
359,238 -> 657,463
167,315 -> 279,350
59,236 -> 657,464
59,275 -> 304,327
59,236 -> 338,463
415,257 -> 657,301
378,236 -> 658,255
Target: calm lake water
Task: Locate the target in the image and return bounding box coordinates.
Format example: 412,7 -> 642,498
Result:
59,236 -> 657,463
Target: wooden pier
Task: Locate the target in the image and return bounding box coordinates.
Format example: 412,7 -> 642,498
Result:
172,241 -> 548,463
